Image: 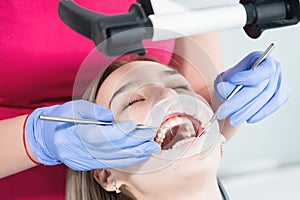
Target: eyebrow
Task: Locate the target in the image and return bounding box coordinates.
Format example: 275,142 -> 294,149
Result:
108,69 -> 180,107
109,80 -> 137,107
161,69 -> 180,76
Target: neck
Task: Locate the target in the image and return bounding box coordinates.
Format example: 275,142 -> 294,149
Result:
208,178 -> 223,200
136,177 -> 222,200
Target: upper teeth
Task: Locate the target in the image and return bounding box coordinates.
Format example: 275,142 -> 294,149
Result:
155,116 -> 196,146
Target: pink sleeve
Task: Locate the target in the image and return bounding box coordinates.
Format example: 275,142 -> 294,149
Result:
0,0 -> 174,120
0,1 -> 174,200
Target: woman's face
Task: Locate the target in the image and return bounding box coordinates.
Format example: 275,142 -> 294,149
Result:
96,61 -> 224,199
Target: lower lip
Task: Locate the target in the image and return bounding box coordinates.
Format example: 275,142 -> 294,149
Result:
152,135 -> 210,160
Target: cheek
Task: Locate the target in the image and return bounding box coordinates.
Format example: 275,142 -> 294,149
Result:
115,103 -> 153,124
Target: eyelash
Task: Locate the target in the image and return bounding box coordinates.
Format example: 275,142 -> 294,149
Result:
122,85 -> 189,110
172,85 -> 190,91
123,97 -> 145,110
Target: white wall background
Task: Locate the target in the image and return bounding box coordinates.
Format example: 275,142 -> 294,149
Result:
218,21 -> 300,199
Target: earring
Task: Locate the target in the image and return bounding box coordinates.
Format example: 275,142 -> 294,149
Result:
220,135 -> 226,157
220,143 -> 224,157
112,180 -> 121,194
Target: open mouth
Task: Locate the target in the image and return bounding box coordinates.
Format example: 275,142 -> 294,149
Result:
155,113 -> 204,150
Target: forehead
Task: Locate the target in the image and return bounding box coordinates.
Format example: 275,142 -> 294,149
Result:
96,61 -> 172,107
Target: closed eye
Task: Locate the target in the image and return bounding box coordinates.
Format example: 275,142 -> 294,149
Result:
123,97 -> 145,110
172,85 -> 190,91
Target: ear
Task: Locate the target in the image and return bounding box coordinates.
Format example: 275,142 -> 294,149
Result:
93,169 -> 115,192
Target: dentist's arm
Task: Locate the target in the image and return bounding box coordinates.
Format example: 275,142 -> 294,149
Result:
0,115 -> 36,178
171,33 -> 240,140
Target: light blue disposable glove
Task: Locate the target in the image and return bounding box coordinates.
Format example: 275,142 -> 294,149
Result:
214,51 -> 289,126
25,100 -> 160,170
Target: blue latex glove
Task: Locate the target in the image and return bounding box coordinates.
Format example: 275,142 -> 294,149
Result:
214,51 -> 289,126
25,100 -> 160,170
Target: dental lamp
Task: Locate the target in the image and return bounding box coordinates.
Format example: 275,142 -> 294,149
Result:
58,0 -> 300,57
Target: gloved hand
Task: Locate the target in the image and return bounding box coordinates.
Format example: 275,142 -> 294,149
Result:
214,51 -> 289,126
25,100 -> 160,170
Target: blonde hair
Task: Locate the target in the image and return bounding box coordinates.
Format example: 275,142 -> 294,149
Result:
66,57 -> 161,200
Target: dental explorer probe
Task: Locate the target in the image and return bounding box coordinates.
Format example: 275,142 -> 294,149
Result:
39,115 -> 163,130
197,43 -> 275,137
